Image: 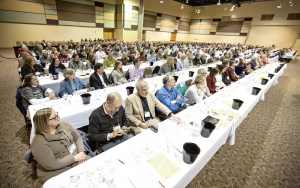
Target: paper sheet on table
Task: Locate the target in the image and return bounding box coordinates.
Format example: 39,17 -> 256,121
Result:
216,119 -> 230,128
222,100 -> 232,107
211,109 -> 243,119
128,166 -> 161,188
147,153 -> 179,181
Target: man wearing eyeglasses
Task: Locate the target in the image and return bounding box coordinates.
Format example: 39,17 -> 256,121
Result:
88,92 -> 130,151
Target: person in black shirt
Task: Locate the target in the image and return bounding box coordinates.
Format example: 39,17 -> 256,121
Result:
88,92 -> 131,151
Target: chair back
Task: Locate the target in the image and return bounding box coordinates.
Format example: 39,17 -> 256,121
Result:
125,70 -> 130,80
143,67 -> 153,77
152,66 -> 160,75
108,71 -> 114,84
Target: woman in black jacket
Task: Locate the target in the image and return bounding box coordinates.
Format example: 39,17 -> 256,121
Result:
21,56 -> 45,80
49,58 -> 66,74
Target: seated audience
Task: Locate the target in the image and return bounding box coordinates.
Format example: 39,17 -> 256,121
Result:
215,64 -> 228,88
120,52 -> 130,65
69,54 -> 91,70
227,60 -> 239,82
250,56 -> 259,70
39,50 -> 52,68
90,63 -> 109,89
125,80 -> 179,134
206,67 -> 219,94
95,46 -> 107,62
138,51 -> 147,62
197,68 -> 211,99
57,50 -> 70,62
18,52 -> 30,68
21,57 -> 45,80
31,108 -> 88,183
235,58 -> 247,78
193,54 -> 201,66
128,58 -> 143,80
51,47 -> 59,57
156,49 -> 164,61
185,74 -> 206,103
59,69 -> 86,96
199,55 -> 206,64
156,75 -> 185,114
103,51 -> 116,69
207,54 -> 217,63
78,50 -> 87,61
176,54 -> 187,71
35,44 -> 43,58
88,92 -> 131,151
111,61 -> 127,85
147,50 -> 156,62
158,57 -> 175,75
162,49 -> 170,59
18,44 -> 32,56
49,58 -> 66,74
185,55 -> 194,67
21,74 -> 55,112
87,53 -> 96,68
218,63 -> 231,86
262,54 -> 270,66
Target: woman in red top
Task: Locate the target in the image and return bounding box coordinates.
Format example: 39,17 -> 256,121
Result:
262,54 -> 270,66
206,68 -> 219,94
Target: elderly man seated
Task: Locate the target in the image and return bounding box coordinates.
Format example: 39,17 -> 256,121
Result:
125,80 -> 180,135
88,92 -> 131,151
35,44 -> 43,58
156,75 -> 185,114
69,54 -> 91,70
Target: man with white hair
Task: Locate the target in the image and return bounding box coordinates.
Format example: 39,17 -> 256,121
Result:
125,80 -> 180,135
95,46 -> 106,62
176,54 -> 187,71
39,50 -> 52,68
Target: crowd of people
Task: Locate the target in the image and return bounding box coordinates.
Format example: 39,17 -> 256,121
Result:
18,39 -> 293,184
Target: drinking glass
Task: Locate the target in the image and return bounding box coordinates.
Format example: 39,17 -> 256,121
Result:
89,87 -> 95,92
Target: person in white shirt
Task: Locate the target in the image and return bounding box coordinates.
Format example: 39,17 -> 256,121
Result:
185,74 -> 206,103
95,46 -> 107,63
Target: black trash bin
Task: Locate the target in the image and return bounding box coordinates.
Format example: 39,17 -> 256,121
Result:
80,93 -> 91,104
200,122 -> 216,138
252,87 -> 261,95
232,99 -> 244,110
261,78 -> 268,85
189,71 -> 194,77
183,142 -> 200,164
52,72 -> 59,80
126,86 -> 135,96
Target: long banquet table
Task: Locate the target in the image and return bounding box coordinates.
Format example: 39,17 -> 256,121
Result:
37,61 -> 164,94
40,62 -> 287,188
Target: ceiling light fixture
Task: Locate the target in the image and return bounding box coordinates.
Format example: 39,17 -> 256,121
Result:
181,4 -> 184,9
230,5 -> 236,11
186,0 -> 189,3
217,0 -> 221,5
290,3 -> 293,6
197,9 -> 200,13
224,6 -> 227,10
277,0 -> 283,8
160,0 -> 163,3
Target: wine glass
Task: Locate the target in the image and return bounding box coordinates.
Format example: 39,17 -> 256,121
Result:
89,87 -> 95,92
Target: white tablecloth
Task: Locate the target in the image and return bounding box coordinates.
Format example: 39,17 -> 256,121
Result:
41,63 -> 287,188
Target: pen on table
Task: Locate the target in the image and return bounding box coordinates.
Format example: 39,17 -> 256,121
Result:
128,177 -> 136,188
117,159 -> 125,164
159,181 -> 165,188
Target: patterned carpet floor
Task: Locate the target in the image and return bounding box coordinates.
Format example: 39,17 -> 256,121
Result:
0,49 -> 299,188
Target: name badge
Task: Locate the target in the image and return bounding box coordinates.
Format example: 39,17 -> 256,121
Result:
68,143 -> 76,154
145,111 -> 151,118
114,125 -> 121,130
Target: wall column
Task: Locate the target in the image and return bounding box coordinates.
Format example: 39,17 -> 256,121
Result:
137,0 -> 144,41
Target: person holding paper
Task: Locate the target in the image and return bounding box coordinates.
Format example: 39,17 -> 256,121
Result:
88,92 -> 130,151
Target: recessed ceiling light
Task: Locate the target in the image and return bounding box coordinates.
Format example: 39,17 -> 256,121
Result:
217,0 -> 221,5
160,0 -> 163,3
181,4 -> 184,9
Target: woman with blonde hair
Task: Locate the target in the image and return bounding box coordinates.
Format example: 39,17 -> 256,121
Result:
111,60 -> 127,84
158,56 -> 175,74
185,74 -> 207,103
87,53 -> 96,67
59,69 -> 86,96
31,108 -> 88,184
121,52 -> 130,65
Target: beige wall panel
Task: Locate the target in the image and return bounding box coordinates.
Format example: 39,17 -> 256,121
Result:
190,25 -> 200,29
0,23 -> 103,48
241,29 -> 249,33
176,33 -> 188,41
114,28 -> 123,40
46,14 -> 58,20
199,25 -> 212,30
246,26 -> 300,49
123,29 -> 138,41
160,20 -> 175,27
145,0 -> 193,19
187,34 -> 246,44
124,0 -> 139,7
104,12 -> 115,20
117,13 -> 123,20
145,31 -> 171,41
96,19 -> 104,23
43,0 -> 56,5
0,1 -> 45,13
293,39 -> 300,55
95,7 -> 104,11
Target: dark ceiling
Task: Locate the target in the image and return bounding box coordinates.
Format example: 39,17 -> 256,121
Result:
173,0 -> 276,7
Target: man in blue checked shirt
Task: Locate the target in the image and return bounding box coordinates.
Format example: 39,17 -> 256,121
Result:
156,75 -> 185,114
176,54 -> 187,71
147,50 -> 157,62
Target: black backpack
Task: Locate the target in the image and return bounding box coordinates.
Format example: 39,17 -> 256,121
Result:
15,86 -> 26,123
